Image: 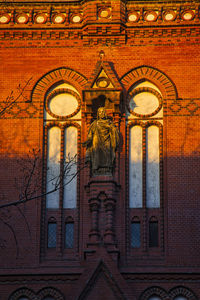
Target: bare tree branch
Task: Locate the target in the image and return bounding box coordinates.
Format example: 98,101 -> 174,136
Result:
0,149 -> 86,209
0,77 -> 32,117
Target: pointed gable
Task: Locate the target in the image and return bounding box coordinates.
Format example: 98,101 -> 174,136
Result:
85,53 -> 122,91
78,260 -> 127,300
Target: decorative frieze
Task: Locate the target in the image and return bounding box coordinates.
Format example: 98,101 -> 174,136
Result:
0,2 -> 199,28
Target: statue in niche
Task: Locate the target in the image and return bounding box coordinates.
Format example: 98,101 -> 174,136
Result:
83,107 -> 119,175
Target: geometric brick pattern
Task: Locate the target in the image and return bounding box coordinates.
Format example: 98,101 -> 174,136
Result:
0,101 -> 40,119
166,99 -> 200,116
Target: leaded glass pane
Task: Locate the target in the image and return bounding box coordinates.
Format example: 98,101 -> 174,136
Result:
65,223 -> 74,248
48,223 -> 57,248
149,221 -> 158,247
131,222 -> 141,248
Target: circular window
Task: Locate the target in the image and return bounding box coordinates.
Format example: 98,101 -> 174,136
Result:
46,88 -> 81,119
70,14 -> 83,24
144,11 -> 158,22
16,14 -> 29,24
128,12 -> 139,22
96,77 -> 110,88
98,8 -> 111,19
163,10 -> 176,21
34,13 -> 47,24
0,14 -> 10,24
52,13 -> 65,24
128,87 -> 162,117
182,10 -> 194,21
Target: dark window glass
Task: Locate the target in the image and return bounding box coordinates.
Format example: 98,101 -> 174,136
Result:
149,221 -> 158,247
65,223 -> 74,248
48,223 -> 57,248
131,222 -> 141,248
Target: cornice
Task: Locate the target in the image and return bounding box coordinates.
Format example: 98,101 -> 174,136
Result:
0,1 -> 199,45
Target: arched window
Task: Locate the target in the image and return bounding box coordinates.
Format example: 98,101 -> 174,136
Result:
65,217 -> 74,249
149,217 -> 159,248
47,217 -> 57,248
148,297 -> 161,300
42,80 -> 81,259
131,217 -> 141,248
174,297 -> 187,300
128,80 -> 163,254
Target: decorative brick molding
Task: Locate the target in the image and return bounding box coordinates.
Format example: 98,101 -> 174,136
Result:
166,99 -> 200,116
121,66 -> 177,101
0,1 -> 199,47
0,3 -> 199,28
169,286 -> 197,300
9,287 -> 65,300
0,101 -> 40,119
139,286 -> 197,300
31,67 -> 87,104
139,286 -> 169,300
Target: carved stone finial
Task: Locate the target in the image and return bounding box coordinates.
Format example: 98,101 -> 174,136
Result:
99,50 -> 105,61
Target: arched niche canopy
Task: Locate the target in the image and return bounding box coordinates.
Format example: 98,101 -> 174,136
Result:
83,59 -> 122,118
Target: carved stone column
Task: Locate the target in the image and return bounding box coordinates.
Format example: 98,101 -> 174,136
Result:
103,198 -> 116,244
88,198 -> 101,243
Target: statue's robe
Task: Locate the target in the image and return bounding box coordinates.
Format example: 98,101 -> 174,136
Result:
85,118 -> 119,174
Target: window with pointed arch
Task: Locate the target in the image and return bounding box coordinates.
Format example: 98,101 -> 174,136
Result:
127,80 -> 163,255
42,82 -> 81,259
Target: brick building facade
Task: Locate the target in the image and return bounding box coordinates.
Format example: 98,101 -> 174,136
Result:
0,0 -> 200,299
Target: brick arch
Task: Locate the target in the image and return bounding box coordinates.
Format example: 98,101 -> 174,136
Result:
31,67 -> 88,103
139,286 -> 169,300
169,286 -> 197,300
38,287 -> 65,300
121,66 -> 177,100
9,287 -> 37,300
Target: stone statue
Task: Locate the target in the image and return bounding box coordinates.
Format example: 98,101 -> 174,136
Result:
83,107 -> 119,175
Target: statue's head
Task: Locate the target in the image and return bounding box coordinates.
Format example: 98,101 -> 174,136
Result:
97,107 -> 107,119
